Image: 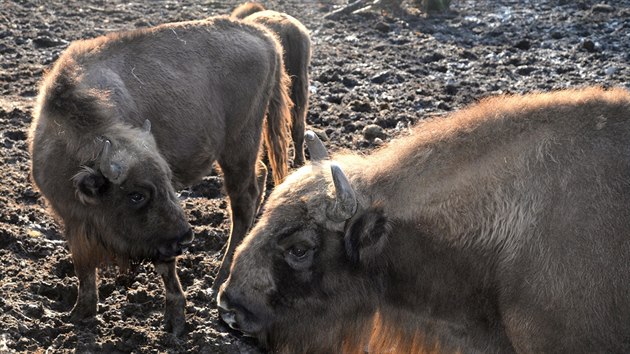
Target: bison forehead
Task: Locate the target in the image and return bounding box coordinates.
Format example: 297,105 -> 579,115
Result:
108,128 -> 171,176
264,163 -> 338,221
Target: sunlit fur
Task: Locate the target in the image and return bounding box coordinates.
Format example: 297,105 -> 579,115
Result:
221,87 -> 630,352
231,2 -> 266,19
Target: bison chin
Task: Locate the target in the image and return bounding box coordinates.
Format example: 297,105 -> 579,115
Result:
98,227 -> 194,265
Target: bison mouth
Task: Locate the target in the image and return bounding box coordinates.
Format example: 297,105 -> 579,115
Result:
156,228 -> 194,262
217,290 -> 266,337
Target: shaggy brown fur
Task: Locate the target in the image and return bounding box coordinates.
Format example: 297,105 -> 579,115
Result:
219,87 -> 630,352
232,3 -> 312,166
29,16 -> 292,335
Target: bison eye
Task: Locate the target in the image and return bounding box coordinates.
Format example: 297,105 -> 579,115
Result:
128,191 -> 146,206
285,245 -> 315,271
288,246 -> 308,259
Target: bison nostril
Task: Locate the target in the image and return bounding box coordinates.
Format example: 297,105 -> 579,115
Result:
219,309 -> 239,330
178,228 -> 194,246
157,233 -> 191,261
217,291 -> 242,330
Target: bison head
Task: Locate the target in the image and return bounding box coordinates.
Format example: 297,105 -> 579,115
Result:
217,132 -> 391,351
71,120 -> 193,262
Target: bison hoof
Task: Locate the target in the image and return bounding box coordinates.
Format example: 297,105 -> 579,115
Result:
164,313 -> 185,336
69,303 -> 97,322
292,156 -> 305,168
164,301 -> 186,336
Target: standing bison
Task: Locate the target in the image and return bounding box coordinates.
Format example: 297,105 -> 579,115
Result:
218,87 -> 630,352
29,17 -> 292,335
232,2 -> 312,166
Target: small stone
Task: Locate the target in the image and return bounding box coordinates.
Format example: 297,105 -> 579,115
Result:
326,94 -> 343,104
375,22 -> 391,33
0,43 -> 16,54
445,81 -> 458,95
591,3 -> 615,13
21,188 -> 39,199
362,124 -> 386,140
342,76 -> 359,88
317,71 -> 341,83
373,138 -> 384,146
514,39 -> 531,50
459,50 -> 478,60
350,100 -> 372,112
373,44 -> 388,52
516,66 -> 536,76
32,36 -> 67,48
605,67 -> 617,76
370,71 -> 391,84
437,102 -> 451,110
4,130 -> 26,141
344,122 -> 358,133
581,39 -> 597,52
0,30 -> 12,39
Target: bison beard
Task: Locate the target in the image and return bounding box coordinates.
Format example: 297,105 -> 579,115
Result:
219,87 -> 630,353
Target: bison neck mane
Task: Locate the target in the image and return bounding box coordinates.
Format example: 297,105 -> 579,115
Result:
347,87 -> 629,249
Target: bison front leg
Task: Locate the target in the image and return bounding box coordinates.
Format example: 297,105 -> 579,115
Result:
155,260 -> 186,336
70,261 -> 98,321
66,233 -> 99,321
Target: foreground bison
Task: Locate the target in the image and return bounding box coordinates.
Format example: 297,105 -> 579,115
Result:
232,2 -> 312,166
219,87 -> 630,352
29,17 -> 291,335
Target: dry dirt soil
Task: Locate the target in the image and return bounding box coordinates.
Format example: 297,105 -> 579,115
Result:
1,0 -> 629,352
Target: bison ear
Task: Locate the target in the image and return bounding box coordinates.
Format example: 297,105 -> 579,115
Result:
72,166 -> 108,205
343,206 -> 390,266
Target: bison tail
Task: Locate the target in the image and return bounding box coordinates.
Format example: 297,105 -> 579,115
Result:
263,51 -> 292,185
231,2 -> 266,19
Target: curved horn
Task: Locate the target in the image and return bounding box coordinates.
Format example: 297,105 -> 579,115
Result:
305,131 -> 329,162
142,119 -> 151,133
100,139 -> 123,183
327,163 -> 357,222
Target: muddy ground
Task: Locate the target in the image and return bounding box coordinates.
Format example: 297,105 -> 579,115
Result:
1,0 -> 628,352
